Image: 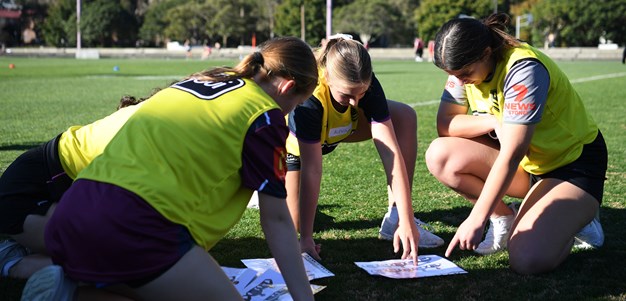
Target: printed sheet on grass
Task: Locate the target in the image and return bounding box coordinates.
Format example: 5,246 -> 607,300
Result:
241,252 -> 335,280
355,254 -> 467,279
221,253 -> 333,300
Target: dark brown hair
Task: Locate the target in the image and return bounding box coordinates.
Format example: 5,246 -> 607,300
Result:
434,13 -> 520,71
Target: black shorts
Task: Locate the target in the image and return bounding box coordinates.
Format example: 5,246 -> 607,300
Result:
287,144 -> 338,171
529,131 -> 607,204
286,153 -> 301,171
0,134 -> 72,234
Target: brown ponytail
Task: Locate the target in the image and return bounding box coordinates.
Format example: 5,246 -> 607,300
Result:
316,35 -> 372,86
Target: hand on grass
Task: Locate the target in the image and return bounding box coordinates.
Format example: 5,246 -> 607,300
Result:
445,216 -> 485,257
393,219 -> 419,266
300,236 -> 322,261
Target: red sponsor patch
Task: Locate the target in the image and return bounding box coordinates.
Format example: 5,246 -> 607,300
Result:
273,146 -> 287,181
512,84 -> 528,102
446,80 -> 456,89
505,84 -> 536,116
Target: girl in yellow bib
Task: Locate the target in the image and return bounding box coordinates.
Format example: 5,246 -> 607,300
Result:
21,37 -> 319,301
285,34 -> 443,263
426,14 -> 607,274
0,95 -> 149,281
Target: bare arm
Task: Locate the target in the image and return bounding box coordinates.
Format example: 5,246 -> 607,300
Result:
371,119 -> 419,264
259,192 -> 314,301
446,123 -> 534,255
471,123 -> 533,222
298,141 -> 323,258
436,101 -> 499,138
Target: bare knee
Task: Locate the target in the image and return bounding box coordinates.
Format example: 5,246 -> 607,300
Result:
389,101 -> 417,129
425,138 -> 452,177
14,206 -> 55,253
508,239 -> 562,275
8,255 -> 53,279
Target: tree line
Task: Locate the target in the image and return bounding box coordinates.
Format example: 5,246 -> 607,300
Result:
4,0 -> 625,48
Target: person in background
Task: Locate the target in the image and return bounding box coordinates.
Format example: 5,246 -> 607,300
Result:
414,37 -> 424,62
21,36 -> 319,301
184,39 -> 192,59
427,40 -> 435,62
285,34 -> 444,262
426,13 -> 607,274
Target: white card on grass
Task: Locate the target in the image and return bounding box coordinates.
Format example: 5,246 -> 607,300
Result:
241,253 -> 334,281
222,266 -> 259,292
354,254 -> 467,279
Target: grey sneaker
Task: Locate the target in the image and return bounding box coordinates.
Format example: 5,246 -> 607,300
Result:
1,239 -> 29,277
573,212 -> 604,250
378,207 -> 444,248
21,265 -> 76,301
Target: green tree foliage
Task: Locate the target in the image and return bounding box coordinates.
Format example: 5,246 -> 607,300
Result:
386,0 -> 420,46
40,0 -> 72,47
510,0 -> 539,43
81,0 -> 138,46
530,0 -> 626,47
333,0 -> 402,46
161,1 -> 206,43
139,0 -> 185,47
415,0 -> 500,42
33,0 -> 626,48
41,0 -> 138,47
246,0 -> 277,41
274,0 -> 327,46
145,0 -> 264,47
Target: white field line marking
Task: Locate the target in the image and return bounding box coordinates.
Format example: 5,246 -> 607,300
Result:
408,72 -> 626,108
408,100 -> 440,107
133,75 -> 185,80
569,72 -> 626,83
85,75 -> 184,80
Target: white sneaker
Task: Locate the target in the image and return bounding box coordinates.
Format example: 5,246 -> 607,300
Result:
21,265 -> 76,301
474,214 -> 515,255
378,207 -> 444,248
573,212 -> 604,250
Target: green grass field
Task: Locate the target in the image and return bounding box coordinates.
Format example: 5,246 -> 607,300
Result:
1,56 -> 625,301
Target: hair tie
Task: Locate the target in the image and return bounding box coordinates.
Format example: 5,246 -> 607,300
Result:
327,33 -> 353,41
252,51 -> 264,66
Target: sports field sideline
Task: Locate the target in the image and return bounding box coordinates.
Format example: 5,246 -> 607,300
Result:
0,57 -> 624,300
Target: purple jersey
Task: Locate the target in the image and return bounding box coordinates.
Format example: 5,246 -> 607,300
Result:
241,109 -> 288,198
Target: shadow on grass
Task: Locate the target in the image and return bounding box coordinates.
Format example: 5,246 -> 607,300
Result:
211,233 -> 626,301
2,207 -> 623,301
267,204 -> 625,301
0,142 -> 45,152
314,204 -> 472,236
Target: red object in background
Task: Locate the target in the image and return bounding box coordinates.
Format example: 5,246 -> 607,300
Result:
9,64 -> 15,69
252,33 -> 256,49
0,9 -> 21,19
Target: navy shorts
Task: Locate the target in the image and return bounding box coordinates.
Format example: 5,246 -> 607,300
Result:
45,179 -> 194,287
0,135 -> 71,234
530,131 -> 607,204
